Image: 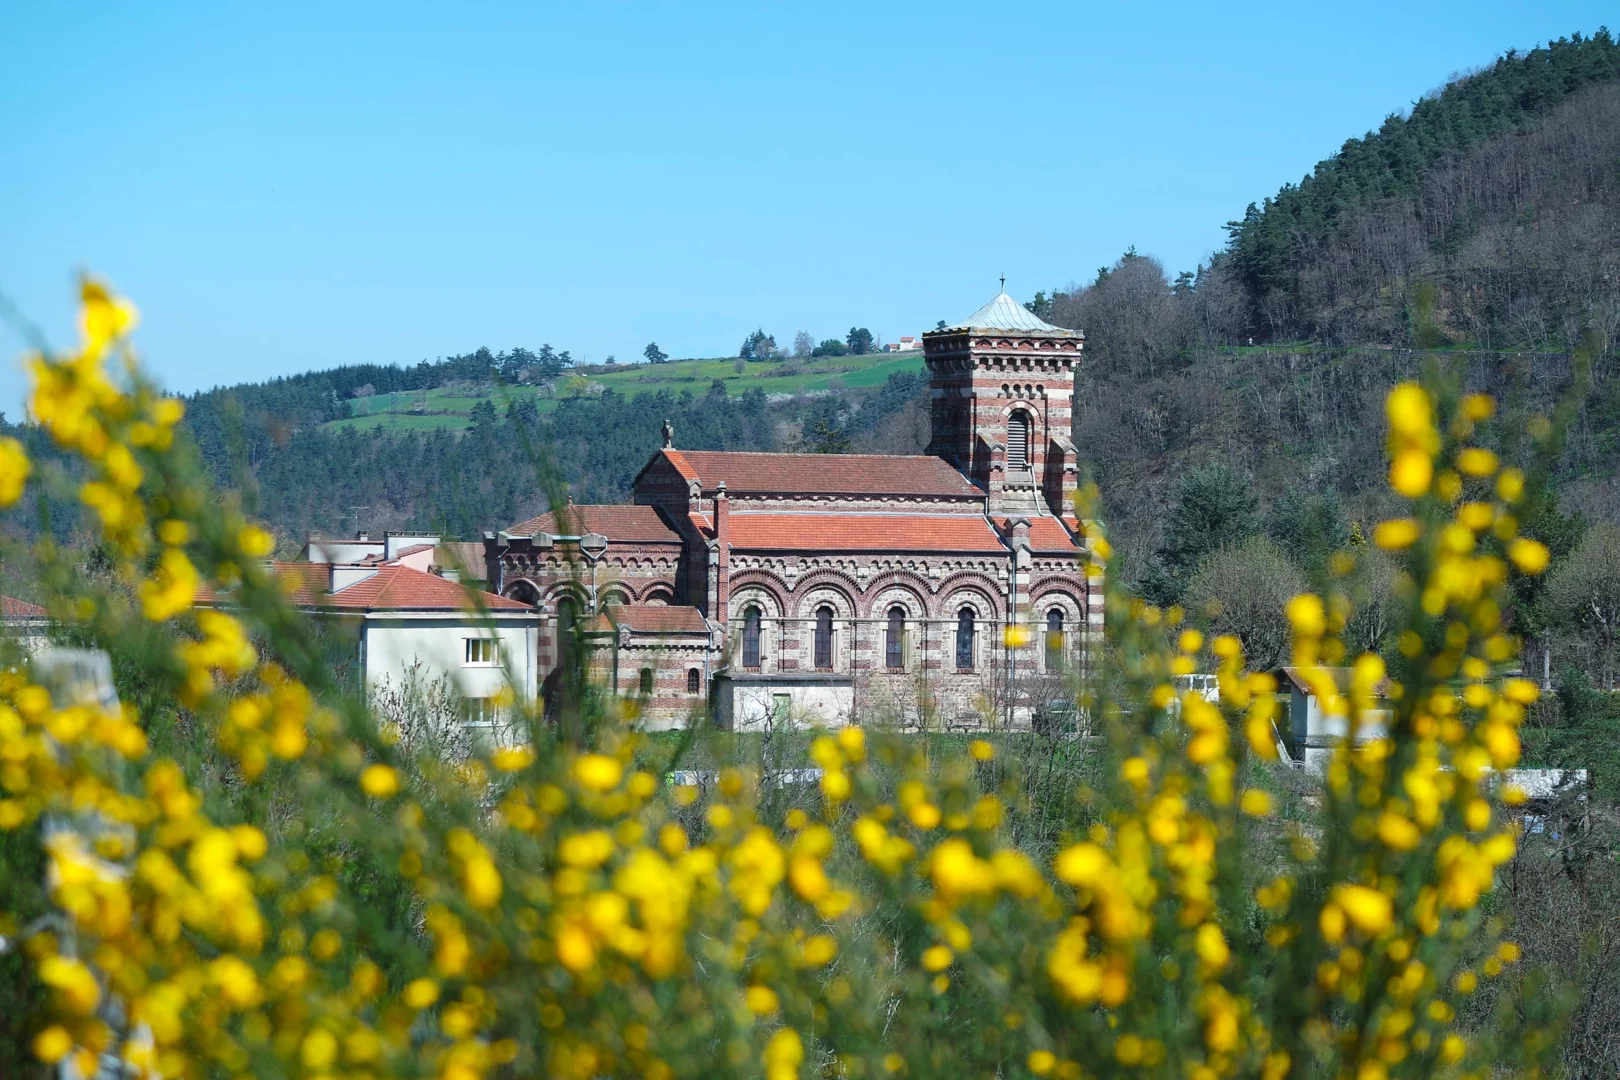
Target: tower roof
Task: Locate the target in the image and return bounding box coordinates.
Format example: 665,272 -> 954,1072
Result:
948,293 -> 1073,334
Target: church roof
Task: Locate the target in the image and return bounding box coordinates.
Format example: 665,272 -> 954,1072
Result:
996,516 -> 1083,553
948,293 -> 1074,335
508,505 -> 683,544
591,604 -> 710,635
663,450 -> 982,499
727,512 -> 1007,553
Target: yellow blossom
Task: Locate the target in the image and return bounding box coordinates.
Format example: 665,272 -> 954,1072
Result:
1372,518 -> 1421,550
1389,449 -> 1433,498
573,753 -> 623,791
0,437 -> 30,506
359,764 -> 400,798
33,1026 -> 73,1063
1507,538 -> 1549,574
764,1028 -> 804,1080
745,985 -> 780,1014
1332,884 -> 1394,935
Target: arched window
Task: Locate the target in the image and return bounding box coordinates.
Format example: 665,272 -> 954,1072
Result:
742,606 -> 763,669
1045,608 -> 1066,671
1007,410 -> 1031,471
504,579 -> 541,607
886,606 -> 906,669
556,596 -> 578,664
639,667 -> 654,695
687,668 -> 701,694
814,606 -> 834,670
956,607 -> 976,671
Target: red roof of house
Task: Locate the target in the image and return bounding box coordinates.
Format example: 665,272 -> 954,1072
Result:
323,566 -> 531,611
727,513 -> 1007,553
591,604 -> 710,635
202,563 -> 528,612
507,505 -> 682,544
2,595 -> 45,617
656,450 -> 983,499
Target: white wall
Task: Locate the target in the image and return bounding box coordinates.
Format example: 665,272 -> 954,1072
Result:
362,614 -> 538,702
725,683 -> 853,732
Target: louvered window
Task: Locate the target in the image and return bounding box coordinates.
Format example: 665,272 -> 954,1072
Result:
1008,412 -> 1031,470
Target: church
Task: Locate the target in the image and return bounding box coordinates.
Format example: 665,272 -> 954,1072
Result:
482,291 -> 1102,730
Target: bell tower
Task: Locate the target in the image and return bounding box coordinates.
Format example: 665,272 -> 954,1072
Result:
923,292 -> 1083,516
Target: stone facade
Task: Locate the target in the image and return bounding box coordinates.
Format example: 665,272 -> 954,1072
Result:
485,292 -> 1101,731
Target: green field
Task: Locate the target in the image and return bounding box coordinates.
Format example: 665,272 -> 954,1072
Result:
326,352 -> 926,434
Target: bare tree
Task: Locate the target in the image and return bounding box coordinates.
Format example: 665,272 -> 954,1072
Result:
792,330 -> 814,359
1184,535 -> 1306,671
1542,524 -> 1620,689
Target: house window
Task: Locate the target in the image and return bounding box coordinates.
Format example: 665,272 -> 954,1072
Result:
1045,609 -> 1065,672
886,605 -> 906,670
1008,410 -> 1031,471
814,605 -> 834,670
742,606 -> 763,669
956,608 -> 976,670
464,638 -> 495,665
639,667 -> 654,695
687,668 -> 701,694
461,696 -> 498,752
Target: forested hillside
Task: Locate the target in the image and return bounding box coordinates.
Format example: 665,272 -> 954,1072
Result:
1217,29 -> 1619,346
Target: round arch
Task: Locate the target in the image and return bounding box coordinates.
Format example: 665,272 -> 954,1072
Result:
935,571 -> 1003,622
502,578 -> 542,607
787,568 -> 861,615
860,569 -> 935,617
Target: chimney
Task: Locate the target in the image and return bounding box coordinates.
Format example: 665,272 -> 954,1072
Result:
356,530 -> 370,541
714,481 -> 731,619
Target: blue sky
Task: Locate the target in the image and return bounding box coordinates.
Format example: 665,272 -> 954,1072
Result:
0,2 -> 1611,411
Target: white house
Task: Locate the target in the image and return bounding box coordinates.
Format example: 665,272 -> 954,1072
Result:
2,595 -> 49,654
203,559 -> 541,732
1271,667 -> 1392,773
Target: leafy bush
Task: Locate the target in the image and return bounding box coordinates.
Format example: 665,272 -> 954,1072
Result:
0,281 -> 1576,1078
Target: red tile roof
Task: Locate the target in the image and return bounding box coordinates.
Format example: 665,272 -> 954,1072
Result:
591,604 -> 710,635
997,517 -> 1080,553
2,595 -> 45,617
198,562 -> 331,606
324,566 -> 531,611
727,513 -> 1007,553
687,511 -> 714,539
507,505 -> 682,544
435,542 -> 488,577
663,450 -> 983,499
270,562 -> 334,604
201,563 -> 528,612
